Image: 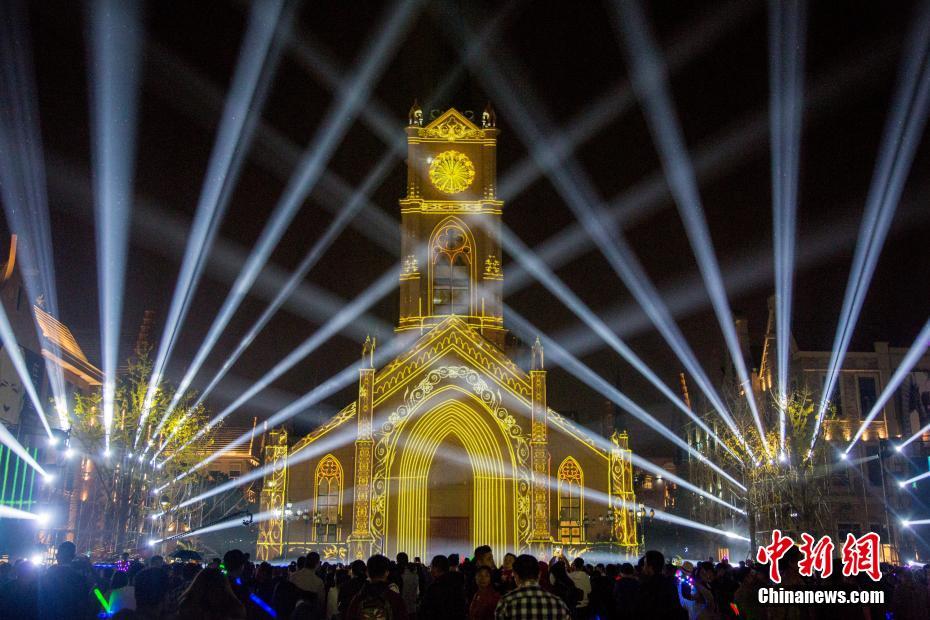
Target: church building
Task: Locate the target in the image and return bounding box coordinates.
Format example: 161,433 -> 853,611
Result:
256,106 -> 638,563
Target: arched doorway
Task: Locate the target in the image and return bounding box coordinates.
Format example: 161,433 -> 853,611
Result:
392,394 -> 515,560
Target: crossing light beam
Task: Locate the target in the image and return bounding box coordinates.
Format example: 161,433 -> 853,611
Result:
810,0 -> 930,457
88,0 -> 143,452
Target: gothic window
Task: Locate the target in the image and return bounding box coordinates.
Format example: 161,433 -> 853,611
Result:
558,457 -> 584,544
431,224 -> 471,315
858,376 -> 877,418
314,455 -> 342,543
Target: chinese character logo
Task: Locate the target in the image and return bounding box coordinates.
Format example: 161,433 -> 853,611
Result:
756,529 -> 795,583
841,532 -> 881,582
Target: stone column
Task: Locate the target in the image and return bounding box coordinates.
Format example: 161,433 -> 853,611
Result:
610,431 -> 638,554
348,337 -> 376,560
528,338 -> 551,551
256,428 -> 288,562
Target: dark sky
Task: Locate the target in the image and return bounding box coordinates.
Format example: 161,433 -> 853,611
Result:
11,0 -> 930,456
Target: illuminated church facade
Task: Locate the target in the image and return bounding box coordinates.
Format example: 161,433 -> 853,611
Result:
256,107 -> 638,562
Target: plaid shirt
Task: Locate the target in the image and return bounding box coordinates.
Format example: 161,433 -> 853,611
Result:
495,584 -> 570,620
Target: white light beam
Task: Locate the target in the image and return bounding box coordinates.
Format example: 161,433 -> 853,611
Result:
89,0 -> 143,452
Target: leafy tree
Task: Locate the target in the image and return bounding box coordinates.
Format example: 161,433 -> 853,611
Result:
715,385 -> 837,548
69,351 -> 219,556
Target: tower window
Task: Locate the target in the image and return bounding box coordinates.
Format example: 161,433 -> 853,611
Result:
431,224 -> 471,315
558,457 -> 584,544
858,376 -> 877,418
314,455 -> 343,543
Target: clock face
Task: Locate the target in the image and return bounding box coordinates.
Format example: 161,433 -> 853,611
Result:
428,150 -> 476,194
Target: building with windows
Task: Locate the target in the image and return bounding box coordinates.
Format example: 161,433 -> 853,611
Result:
256,107 -> 639,563
682,298 -> 930,561
0,235 -> 103,558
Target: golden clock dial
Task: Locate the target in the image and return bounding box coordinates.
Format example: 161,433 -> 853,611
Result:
428,150 -> 476,194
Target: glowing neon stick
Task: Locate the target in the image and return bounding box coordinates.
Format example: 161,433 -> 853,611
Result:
93,588 -> 111,613
250,593 -> 277,618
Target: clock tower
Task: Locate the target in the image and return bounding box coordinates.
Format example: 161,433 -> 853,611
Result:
397,103 -> 506,347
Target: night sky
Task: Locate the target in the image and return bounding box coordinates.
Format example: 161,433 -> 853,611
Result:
9,0 -> 930,456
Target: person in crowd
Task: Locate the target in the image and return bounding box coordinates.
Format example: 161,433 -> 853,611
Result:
0,558 -> 39,620
339,559 -> 369,614
176,566 -> 245,620
252,561 -> 276,612
449,553 -> 467,594
537,561 -> 553,593
712,561 -> 738,620
222,549 -> 250,608
38,540 -> 95,620
635,550 -> 687,620
148,555 -> 164,569
892,567 -> 930,620
587,563 -> 615,620
498,553 -> 516,593
326,569 -> 350,620
397,552 -> 420,618
420,555 -> 467,620
568,557 -> 591,618
291,551 -> 324,608
130,566 -> 169,620
549,561 -> 581,613
272,573 -> 303,619
109,569 -> 137,613
165,562 -> 200,617
469,565 -> 501,620
495,554 -> 569,620
612,563 -> 639,620
474,546 -> 497,571
345,554 -> 407,620
691,561 -> 719,620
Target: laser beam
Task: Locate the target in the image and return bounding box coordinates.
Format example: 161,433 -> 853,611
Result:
88,0 -> 143,452
847,318 -> 930,453
158,266 -> 398,463
0,295 -> 54,439
0,505 -> 46,520
810,0 -> 930,457
440,7 -> 751,457
179,151 -> 396,423
502,40 -> 897,306
506,304 -> 746,492
768,0 -> 807,456
140,0 -> 294,448
901,469 -> 930,488
161,0 -> 423,425
610,0 -> 769,453
495,222 -> 739,463
0,421 -> 48,479
0,0 -> 69,425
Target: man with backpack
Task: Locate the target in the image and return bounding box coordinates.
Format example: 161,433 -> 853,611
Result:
345,554 -> 408,620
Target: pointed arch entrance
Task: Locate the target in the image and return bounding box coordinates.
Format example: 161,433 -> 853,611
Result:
392,391 -> 516,559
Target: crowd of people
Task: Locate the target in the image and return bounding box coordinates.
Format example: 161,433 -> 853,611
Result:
1,540 -> 929,619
